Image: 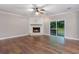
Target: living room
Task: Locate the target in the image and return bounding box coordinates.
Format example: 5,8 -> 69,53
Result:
0,4 -> 79,54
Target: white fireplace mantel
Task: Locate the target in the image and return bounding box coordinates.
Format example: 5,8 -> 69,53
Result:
29,16 -> 44,35
29,24 -> 44,35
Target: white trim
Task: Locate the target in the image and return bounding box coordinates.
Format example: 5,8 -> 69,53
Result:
65,37 -> 79,40
0,34 -> 28,40
44,34 -> 50,36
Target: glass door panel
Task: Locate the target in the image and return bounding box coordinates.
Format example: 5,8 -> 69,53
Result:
50,21 -> 56,36
57,21 -> 64,36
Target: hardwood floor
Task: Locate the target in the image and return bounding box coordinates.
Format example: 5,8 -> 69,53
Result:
0,35 -> 79,54
64,39 -> 79,53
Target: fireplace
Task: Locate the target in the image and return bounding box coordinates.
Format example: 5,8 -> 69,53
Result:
30,24 -> 43,35
33,27 -> 40,33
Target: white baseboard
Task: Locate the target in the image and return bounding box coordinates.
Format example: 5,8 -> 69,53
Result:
1,34 -> 77,41
0,34 -> 28,40
65,37 -> 79,40
44,34 -> 50,36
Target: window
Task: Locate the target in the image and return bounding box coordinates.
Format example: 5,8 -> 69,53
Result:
50,20 -> 64,37
50,21 -> 56,35
57,21 -> 64,36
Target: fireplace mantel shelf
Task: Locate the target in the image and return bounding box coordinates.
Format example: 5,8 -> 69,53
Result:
30,24 -> 42,26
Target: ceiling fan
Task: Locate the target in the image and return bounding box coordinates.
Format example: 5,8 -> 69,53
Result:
27,4 -> 48,15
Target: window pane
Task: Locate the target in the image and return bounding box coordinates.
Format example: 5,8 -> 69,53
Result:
57,21 -> 64,36
50,21 -> 56,35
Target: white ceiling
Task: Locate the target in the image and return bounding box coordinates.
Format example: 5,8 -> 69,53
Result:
0,4 -> 79,16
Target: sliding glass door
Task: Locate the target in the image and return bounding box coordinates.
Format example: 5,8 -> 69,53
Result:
50,20 -> 65,53
50,20 -> 65,44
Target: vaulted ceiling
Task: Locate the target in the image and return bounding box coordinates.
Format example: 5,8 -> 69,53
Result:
0,4 -> 79,16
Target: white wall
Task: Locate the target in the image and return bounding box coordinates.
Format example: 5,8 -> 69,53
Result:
50,11 -> 79,40
43,16 -> 50,35
0,11 -> 29,39
76,11 -> 79,39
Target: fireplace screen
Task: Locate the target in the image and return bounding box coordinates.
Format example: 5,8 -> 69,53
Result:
33,27 -> 40,33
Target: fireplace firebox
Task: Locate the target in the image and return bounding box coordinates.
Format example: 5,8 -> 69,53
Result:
33,27 -> 40,33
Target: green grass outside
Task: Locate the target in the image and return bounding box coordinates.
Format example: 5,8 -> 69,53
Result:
57,28 -> 64,36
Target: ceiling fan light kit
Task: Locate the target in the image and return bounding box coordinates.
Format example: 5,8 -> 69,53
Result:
35,12 -> 39,15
